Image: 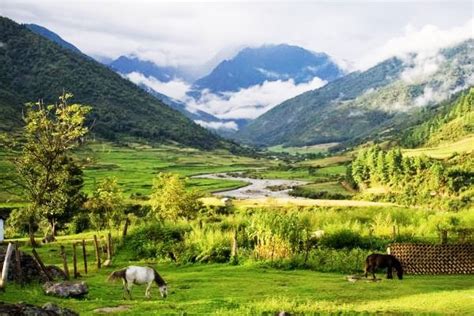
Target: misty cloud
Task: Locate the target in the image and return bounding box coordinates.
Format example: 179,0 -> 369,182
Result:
125,72 -> 190,101
357,19 -> 473,71
186,77 -> 327,120
1,1 -> 472,70
194,120 -> 238,131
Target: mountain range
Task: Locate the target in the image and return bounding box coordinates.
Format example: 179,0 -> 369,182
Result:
9,18 -> 473,151
236,40 -> 474,147
0,17 -> 232,150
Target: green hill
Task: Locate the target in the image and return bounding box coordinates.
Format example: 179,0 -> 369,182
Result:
401,88 -> 474,148
0,17 -> 228,150
236,40 -> 473,148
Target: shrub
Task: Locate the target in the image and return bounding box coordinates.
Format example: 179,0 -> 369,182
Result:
120,222 -> 189,260
319,229 -> 387,250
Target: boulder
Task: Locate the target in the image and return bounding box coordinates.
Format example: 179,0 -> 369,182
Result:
43,281 -> 88,298
0,302 -> 78,315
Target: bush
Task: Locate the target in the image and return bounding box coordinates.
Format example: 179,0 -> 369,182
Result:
68,212 -> 91,234
120,222 -> 189,260
319,229 -> 387,250
262,248 -> 371,273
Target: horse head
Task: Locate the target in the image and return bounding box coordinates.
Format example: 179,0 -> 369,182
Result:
159,285 -> 168,298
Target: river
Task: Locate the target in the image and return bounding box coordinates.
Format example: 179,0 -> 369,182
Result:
193,172 -> 308,199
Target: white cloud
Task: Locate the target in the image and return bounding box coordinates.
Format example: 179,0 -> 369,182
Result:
194,120 -> 238,131
125,72 -> 190,100
357,19 -> 473,70
400,53 -> 445,84
186,77 -> 327,120
1,1 -> 472,69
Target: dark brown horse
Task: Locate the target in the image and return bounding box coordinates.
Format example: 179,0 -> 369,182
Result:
365,253 -> 403,280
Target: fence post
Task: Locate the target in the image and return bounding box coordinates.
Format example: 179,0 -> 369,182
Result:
0,243 -> 14,291
82,239 -> 88,275
72,243 -> 78,279
60,245 -> 70,280
93,235 -> 101,269
14,242 -> 23,285
31,249 -> 53,281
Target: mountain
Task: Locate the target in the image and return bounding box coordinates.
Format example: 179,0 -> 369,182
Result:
236,40 -> 474,147
188,44 -> 344,98
0,17 -> 231,150
25,23 -> 82,54
109,55 -> 182,82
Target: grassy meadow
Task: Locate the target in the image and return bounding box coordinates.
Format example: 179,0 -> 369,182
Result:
2,233 -> 473,315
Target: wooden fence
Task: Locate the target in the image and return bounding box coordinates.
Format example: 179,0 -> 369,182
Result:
389,243 -> 474,275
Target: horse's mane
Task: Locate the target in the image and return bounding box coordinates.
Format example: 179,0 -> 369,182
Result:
151,267 -> 167,286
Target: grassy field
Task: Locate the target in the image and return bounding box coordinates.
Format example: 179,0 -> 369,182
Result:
0,143 -> 268,204
267,143 -> 339,155
2,234 -> 473,315
402,135 -> 474,158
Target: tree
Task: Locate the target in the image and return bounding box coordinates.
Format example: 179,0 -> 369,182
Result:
86,177 -> 125,231
150,173 -> 202,221
5,93 -> 90,246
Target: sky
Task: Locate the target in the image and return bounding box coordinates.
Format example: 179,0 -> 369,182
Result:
1,0 -> 473,127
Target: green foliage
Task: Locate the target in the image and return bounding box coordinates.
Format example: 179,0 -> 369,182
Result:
401,88 -> 474,147
2,93 -> 90,241
85,177 -> 125,231
150,173 -> 203,220
351,144 -> 473,209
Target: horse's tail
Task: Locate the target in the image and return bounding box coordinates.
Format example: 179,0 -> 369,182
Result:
107,268 -> 127,282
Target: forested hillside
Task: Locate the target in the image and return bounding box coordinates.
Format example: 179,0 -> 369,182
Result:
0,17 -> 229,150
401,88 -> 474,148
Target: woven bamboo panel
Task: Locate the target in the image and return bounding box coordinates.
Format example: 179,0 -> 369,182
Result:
389,243 -> 474,275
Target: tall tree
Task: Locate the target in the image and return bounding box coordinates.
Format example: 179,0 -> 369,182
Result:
6,93 -> 90,246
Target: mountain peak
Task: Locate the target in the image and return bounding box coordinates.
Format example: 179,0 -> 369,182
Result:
190,44 -> 344,96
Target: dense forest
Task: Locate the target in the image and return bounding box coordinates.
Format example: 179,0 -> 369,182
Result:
350,145 -> 473,210
401,88 -> 474,148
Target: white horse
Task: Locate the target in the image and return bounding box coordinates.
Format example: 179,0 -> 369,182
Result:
108,266 -> 168,300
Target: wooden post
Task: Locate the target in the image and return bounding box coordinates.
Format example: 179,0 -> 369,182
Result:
60,245 -> 70,280
107,232 -> 113,258
392,225 -> 397,239
82,239 -> 88,275
72,243 -> 78,279
93,235 -> 101,269
0,243 -> 14,291
231,230 -> 238,264
31,248 -> 53,281
122,217 -> 130,239
14,242 -> 22,285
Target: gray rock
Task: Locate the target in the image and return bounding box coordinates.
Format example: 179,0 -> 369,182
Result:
43,281 -> 88,298
0,302 -> 77,315
42,303 -> 78,316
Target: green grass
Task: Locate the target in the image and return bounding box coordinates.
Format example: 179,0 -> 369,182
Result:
402,135 -> 474,159
296,181 -> 353,196
248,165 -> 347,181
2,235 -> 473,315
267,143 -> 339,155
80,143 -> 265,197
